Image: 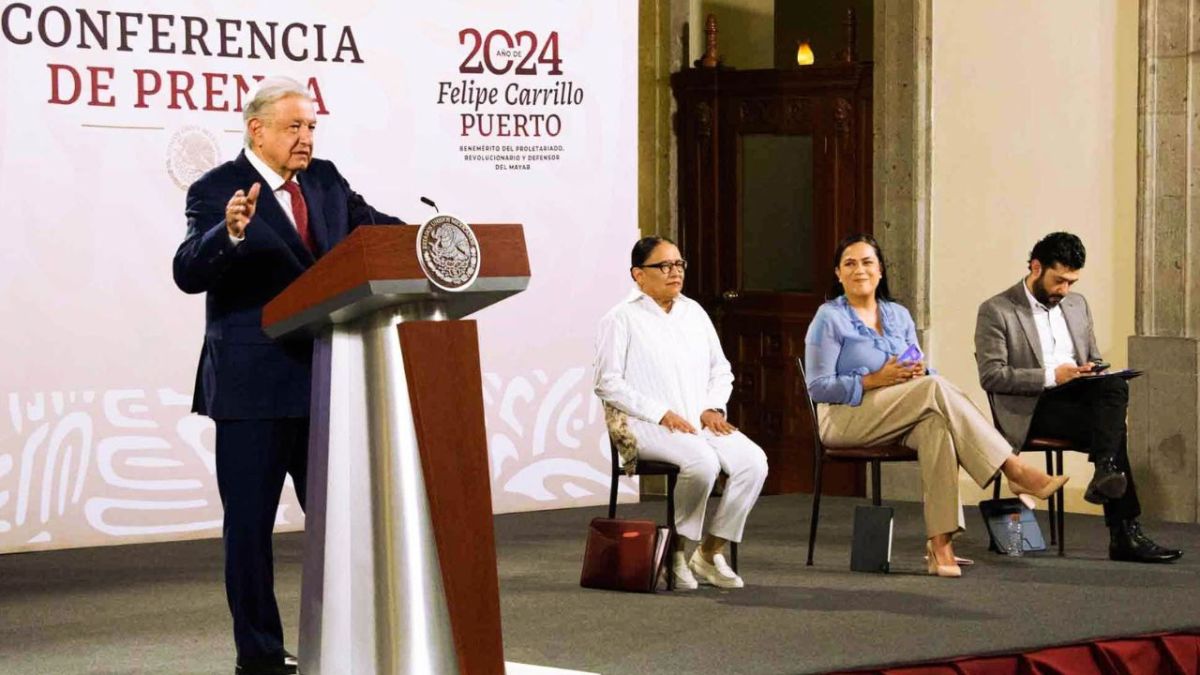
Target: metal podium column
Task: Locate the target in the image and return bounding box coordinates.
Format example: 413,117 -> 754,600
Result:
299,303 -> 456,675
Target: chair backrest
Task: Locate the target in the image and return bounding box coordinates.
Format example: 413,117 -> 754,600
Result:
603,402 -> 637,474
607,433 -> 620,476
795,357 -> 826,462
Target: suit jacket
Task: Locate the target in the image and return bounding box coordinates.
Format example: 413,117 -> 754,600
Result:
974,281 -> 1102,448
172,150 -> 401,420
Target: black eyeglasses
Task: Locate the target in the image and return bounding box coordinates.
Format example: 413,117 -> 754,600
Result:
637,259 -> 687,274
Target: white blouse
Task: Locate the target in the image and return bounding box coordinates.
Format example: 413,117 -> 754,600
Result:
593,290 -> 733,427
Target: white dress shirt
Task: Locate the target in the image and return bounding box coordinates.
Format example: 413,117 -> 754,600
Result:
1022,281 -> 1077,388
229,150 -> 300,244
593,289 -> 734,427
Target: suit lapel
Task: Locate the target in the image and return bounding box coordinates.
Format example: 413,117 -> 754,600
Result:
297,172 -> 329,256
1062,296 -> 1090,364
237,152 -> 315,266
1005,282 -> 1044,368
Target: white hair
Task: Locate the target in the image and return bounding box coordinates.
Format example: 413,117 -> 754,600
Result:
243,76 -> 313,148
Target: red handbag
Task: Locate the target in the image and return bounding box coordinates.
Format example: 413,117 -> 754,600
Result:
579,517 -> 670,593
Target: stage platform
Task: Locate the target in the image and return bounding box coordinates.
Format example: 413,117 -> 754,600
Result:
0,494 -> 1197,674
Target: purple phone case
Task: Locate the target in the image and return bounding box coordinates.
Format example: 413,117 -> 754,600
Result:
899,344 -> 923,363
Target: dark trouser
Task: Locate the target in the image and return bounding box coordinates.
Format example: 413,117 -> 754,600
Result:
214,418 -> 309,663
1027,376 -> 1140,527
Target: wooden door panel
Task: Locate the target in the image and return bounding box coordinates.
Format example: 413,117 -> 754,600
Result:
672,65 -> 872,497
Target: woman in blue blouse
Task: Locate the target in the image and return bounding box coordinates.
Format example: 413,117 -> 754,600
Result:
804,234 -> 1068,577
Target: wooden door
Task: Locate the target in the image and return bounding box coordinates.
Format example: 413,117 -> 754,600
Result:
673,66 -> 872,496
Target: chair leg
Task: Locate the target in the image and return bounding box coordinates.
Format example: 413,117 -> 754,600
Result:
992,476 -> 1001,501
1045,452 -> 1056,545
871,461 -> 882,507
806,457 -> 825,566
1055,451 -> 1066,557
730,541 -> 738,572
607,468 -> 618,520
666,473 -> 678,590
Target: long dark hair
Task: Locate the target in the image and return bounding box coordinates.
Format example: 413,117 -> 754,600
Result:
827,233 -> 893,301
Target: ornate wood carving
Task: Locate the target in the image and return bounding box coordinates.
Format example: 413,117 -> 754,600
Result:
834,97 -> 853,139
696,101 -> 713,141
738,98 -> 813,133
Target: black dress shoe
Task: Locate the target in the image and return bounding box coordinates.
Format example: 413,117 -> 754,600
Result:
1109,520 -> 1183,563
235,655 -> 297,675
1084,459 -> 1128,504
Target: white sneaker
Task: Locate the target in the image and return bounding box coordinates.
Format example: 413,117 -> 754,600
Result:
670,551 -> 698,590
688,550 -> 744,588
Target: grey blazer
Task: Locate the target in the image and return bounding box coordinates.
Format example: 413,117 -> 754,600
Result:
974,281 -> 1101,448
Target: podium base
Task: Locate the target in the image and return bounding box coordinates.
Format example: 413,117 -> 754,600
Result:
298,310 -> 502,674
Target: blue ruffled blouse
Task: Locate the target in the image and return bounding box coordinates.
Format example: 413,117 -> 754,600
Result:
803,296 -> 928,406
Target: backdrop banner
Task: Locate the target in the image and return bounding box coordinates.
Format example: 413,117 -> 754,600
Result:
0,0 -> 638,553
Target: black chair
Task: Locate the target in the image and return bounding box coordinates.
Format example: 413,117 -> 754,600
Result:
797,357 -> 919,566
606,437 -> 738,591
985,392 -> 1075,557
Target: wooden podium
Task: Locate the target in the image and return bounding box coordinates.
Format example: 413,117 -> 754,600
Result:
262,224 -> 529,675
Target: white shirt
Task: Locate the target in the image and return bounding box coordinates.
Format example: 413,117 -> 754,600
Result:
229,150 -> 300,244
1022,281 -> 1077,388
593,289 -> 733,426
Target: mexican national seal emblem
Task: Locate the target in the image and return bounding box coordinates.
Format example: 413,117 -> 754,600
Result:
416,214 -> 481,292
165,126 -> 219,191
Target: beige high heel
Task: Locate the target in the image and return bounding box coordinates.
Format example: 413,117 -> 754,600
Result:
926,540 -> 962,578
1010,474 -> 1070,505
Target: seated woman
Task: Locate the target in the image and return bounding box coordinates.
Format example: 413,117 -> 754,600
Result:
804,233 -> 1068,577
594,235 -> 768,590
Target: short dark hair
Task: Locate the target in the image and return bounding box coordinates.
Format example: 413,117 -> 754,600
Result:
630,235 -> 676,268
827,233 -> 893,301
1029,232 -> 1086,271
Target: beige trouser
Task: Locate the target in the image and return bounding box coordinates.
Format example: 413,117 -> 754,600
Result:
817,375 -> 1014,538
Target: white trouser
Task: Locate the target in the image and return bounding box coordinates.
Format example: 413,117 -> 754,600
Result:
628,421 -> 768,543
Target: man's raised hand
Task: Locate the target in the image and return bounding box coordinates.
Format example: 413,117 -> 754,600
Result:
225,182 -> 261,238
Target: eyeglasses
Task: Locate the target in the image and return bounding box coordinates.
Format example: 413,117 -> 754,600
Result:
638,259 -> 688,274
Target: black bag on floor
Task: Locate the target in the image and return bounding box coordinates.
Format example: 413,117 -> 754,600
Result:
979,498 -> 1047,553
850,505 -> 894,573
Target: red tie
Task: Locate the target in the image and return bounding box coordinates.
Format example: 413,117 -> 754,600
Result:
280,181 -> 314,253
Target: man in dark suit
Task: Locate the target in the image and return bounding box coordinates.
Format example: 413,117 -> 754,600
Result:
975,232 -> 1180,564
173,76 -> 402,675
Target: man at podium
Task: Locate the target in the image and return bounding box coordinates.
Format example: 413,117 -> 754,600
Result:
172,76 -> 402,675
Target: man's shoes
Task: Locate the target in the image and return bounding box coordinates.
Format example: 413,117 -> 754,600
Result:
670,550 -> 699,590
235,654 -> 297,675
1109,520 -> 1183,563
1084,459 -> 1128,504
688,549 -> 744,588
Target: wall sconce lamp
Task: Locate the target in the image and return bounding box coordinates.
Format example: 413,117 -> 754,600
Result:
796,40 -> 814,66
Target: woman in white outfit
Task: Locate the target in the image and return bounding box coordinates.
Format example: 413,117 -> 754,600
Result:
594,236 -> 768,590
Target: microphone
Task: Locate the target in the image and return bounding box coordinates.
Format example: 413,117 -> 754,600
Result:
420,196 -> 439,213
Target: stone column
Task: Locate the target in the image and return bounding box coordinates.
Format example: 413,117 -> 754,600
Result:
873,0 -> 932,336
1128,0 -> 1200,523
639,0 -> 679,240
874,0 -> 933,502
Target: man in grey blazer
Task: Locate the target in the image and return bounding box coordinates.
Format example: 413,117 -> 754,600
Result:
975,232 -> 1180,563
